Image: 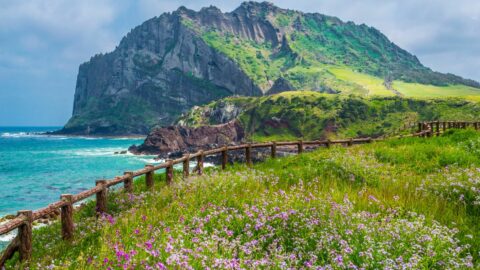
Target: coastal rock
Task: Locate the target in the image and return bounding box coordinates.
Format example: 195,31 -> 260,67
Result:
129,121 -> 245,156
177,100 -> 245,127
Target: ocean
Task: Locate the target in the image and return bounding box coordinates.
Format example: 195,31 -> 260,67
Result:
0,126 -> 160,218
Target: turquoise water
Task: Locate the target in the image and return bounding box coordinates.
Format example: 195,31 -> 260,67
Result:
0,127 -> 158,218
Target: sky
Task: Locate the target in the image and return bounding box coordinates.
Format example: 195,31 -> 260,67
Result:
0,0 -> 479,126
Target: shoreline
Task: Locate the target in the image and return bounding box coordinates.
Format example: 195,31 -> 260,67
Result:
42,132 -> 146,139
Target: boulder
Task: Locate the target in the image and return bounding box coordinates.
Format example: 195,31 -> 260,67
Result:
129,121 -> 245,157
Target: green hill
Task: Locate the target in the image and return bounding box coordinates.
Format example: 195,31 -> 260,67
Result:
177,91 -> 480,141
184,2 -> 479,94
6,129 -> 480,268
58,1 -> 480,135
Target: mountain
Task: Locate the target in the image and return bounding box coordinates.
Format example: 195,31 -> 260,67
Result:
58,1 -> 480,135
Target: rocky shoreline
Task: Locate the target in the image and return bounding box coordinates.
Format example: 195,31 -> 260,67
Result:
128,121 -> 245,158
126,120 -> 313,164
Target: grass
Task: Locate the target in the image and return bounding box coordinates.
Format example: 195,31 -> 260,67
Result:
328,67 -> 395,96
394,81 -> 480,101
3,129 -> 480,269
178,91 -> 480,141
329,66 -> 480,101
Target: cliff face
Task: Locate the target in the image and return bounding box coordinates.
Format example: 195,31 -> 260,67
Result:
59,1 -> 479,135
59,9 -> 263,135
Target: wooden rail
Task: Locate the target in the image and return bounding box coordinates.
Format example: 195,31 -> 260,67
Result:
0,120 -> 478,267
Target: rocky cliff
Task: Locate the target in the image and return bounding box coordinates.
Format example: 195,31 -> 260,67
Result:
59,7 -> 265,135
59,1 -> 480,135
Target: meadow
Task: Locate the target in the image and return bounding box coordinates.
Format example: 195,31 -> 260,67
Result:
4,129 -> 480,269
329,67 -> 480,101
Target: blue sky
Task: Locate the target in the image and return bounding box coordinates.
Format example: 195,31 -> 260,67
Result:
1,0 -> 479,126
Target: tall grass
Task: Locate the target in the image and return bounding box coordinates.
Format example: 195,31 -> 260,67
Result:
5,130 -> 480,269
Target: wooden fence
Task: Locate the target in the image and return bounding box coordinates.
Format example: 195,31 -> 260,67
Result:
0,120 -> 478,266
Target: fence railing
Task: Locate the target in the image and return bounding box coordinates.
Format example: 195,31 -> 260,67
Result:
0,120 -> 479,266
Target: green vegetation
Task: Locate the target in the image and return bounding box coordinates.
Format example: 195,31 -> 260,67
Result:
181,7 -> 480,95
64,96 -> 161,134
5,130 -> 480,268
394,81 -> 480,101
200,30 -> 295,90
177,91 -> 480,141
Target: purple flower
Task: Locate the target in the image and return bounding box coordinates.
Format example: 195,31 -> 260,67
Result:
155,262 -> 167,269
335,254 -> 344,266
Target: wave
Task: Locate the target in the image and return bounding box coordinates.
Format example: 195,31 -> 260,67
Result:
54,148 -> 162,164
0,132 -> 142,141
0,220 -> 16,242
0,132 -> 55,138
0,221 -> 49,243
55,147 -> 130,157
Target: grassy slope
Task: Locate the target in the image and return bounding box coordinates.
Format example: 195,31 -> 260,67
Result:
6,130 -> 480,269
182,9 -> 480,98
330,67 -> 480,101
177,91 -> 480,142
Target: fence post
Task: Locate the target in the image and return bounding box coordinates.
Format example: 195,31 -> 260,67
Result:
347,138 -> 353,146
475,122 -> 479,130
166,159 -> 174,184
298,140 -> 303,154
197,150 -> 204,175
271,142 -> 277,158
442,122 -> 446,133
95,180 -> 107,214
326,139 -> 331,148
417,122 -> 422,133
123,171 -> 133,193
221,146 -> 228,170
17,210 -> 33,262
436,121 -> 440,136
60,194 -> 74,240
182,154 -> 190,178
145,164 -> 154,189
246,143 -> 252,167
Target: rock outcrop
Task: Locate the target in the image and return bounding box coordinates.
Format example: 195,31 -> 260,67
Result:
266,78 -> 295,95
129,121 -> 245,156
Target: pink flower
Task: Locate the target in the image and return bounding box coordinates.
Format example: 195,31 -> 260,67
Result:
368,195 -> 379,203
155,262 -> 167,269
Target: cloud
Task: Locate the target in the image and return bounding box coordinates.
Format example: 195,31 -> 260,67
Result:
0,0 -> 479,125
0,0 -> 121,72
